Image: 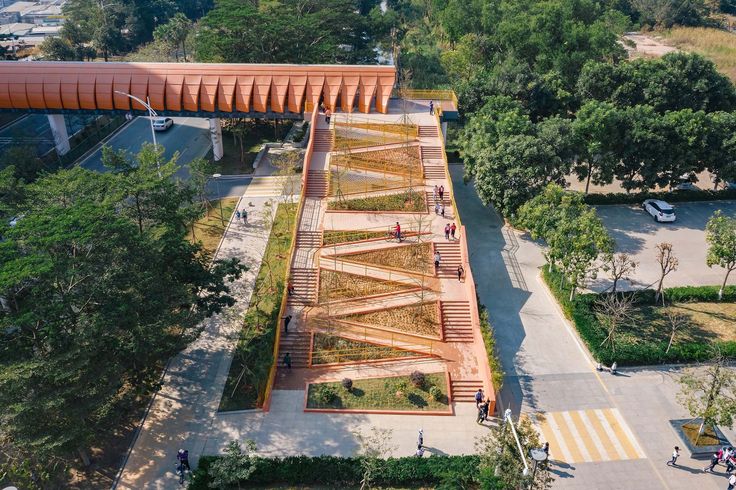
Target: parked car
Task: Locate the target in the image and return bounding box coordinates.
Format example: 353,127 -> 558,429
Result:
643,199 -> 676,222
152,117 -> 174,131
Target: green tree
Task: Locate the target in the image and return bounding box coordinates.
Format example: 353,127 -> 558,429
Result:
706,210 -> 736,300
0,153 -> 244,473
153,12 -> 193,61
0,146 -> 50,183
477,414 -> 553,490
677,349 -> 736,445
572,101 -> 621,193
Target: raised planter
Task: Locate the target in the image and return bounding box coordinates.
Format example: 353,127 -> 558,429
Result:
669,419 -> 731,459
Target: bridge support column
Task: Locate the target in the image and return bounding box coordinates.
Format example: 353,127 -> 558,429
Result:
208,118 -> 223,161
441,121 -> 448,145
48,114 -> 70,156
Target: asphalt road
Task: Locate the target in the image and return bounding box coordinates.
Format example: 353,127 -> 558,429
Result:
79,116 -> 212,179
0,114 -> 96,156
595,200 -> 736,291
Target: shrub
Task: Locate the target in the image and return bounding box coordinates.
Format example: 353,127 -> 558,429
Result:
314,385 -> 337,404
429,385 -> 442,401
410,370 -> 426,388
542,265 -> 736,366
189,454 -> 489,489
478,299 -> 505,391
584,188 -> 736,206
341,377 -> 353,391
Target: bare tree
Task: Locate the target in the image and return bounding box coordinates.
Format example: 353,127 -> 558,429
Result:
602,252 -> 638,293
655,243 -> 678,305
665,310 -> 689,354
596,293 -> 635,353
354,427 -> 396,490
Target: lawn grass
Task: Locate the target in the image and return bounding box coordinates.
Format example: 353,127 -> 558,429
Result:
329,169 -> 410,196
327,190 -> 426,212
322,230 -> 387,246
318,269 -> 416,302
218,203 -> 297,411
311,333 -> 418,365
342,302 -> 441,338
630,302 -> 736,345
343,242 -> 433,273
662,27 -> 736,82
306,372 -> 449,411
188,198 -> 238,256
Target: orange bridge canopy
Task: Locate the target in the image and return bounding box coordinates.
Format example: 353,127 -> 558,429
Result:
0,62 -> 396,116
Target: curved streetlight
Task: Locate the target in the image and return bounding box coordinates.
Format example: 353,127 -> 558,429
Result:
114,90 -> 161,176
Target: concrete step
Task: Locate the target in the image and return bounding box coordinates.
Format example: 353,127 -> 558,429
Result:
423,166 -> 446,179
425,191 -> 451,206
451,379 -> 484,402
418,126 -> 439,137
421,146 -> 443,159
441,300 -> 474,342
296,230 -> 323,247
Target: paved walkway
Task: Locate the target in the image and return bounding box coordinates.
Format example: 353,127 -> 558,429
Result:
115,182 -> 289,489
451,164 -> 734,489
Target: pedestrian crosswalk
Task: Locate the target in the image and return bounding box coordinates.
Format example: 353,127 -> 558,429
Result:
243,176 -> 302,197
536,408 -> 646,464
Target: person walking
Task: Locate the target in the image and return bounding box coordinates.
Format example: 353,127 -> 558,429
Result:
450,222 -> 457,240
667,446 -> 680,467
287,281 -> 295,296
235,209 -> 241,221
242,209 -> 248,224
726,453 -> 735,474
395,221 -> 402,242
435,201 -> 440,215
477,402 -> 487,424
439,185 -> 444,201
457,264 -> 464,282
283,314 -> 292,334
283,352 -> 292,369
705,448 -> 724,472
417,429 -> 424,447
729,473 -> 736,490
440,203 -> 445,218
474,388 -> 484,407
325,108 -> 332,125
177,449 -> 191,473
415,445 -> 425,457
434,251 -> 441,269
444,223 -> 451,240
429,101 -> 434,115
433,185 -> 438,202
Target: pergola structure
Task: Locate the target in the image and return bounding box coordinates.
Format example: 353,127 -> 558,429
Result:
0,61 -> 396,158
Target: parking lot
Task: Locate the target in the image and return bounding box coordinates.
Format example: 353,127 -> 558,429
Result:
592,201 -> 736,292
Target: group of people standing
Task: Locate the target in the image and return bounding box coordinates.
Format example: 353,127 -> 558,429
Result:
234,208 -> 248,224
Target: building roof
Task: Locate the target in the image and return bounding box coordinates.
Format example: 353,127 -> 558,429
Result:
27,24 -> 61,35
0,61 -> 397,114
0,22 -> 35,35
0,2 -> 39,14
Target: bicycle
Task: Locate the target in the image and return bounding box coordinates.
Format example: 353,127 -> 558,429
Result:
175,463 -> 189,485
386,226 -> 403,242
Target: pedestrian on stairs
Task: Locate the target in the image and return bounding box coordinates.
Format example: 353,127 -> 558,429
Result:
450,223 -> 457,240
439,185 -> 445,201
429,101 -> 434,115
287,281 -> 295,296
283,352 -> 292,369
435,201 -> 440,215
283,315 -> 292,334
441,203 -> 445,218
325,108 -> 332,125
457,264 -> 464,282
434,251 -> 441,269
444,223 -> 451,240
433,185 -> 438,202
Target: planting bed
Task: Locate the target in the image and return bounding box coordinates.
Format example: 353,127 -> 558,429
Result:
342,242 -> 433,274
342,302 -> 440,338
311,333 -> 418,365
318,269 -> 416,302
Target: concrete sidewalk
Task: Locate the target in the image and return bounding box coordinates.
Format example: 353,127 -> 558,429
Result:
115,190 -> 284,489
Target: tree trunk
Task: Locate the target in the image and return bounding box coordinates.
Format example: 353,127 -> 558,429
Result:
569,285 -> 576,301
666,331 -> 675,353
719,268 -> 732,301
182,41 -> 187,62
655,277 -> 664,304
612,277 -> 618,293
78,446 -> 91,467
585,162 -> 592,195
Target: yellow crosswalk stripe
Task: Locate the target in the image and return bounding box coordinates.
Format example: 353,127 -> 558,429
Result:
538,408 -> 645,464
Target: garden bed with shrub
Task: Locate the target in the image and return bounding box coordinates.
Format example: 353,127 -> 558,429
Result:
306,372 -> 450,411
318,269 -> 416,302
327,190 -> 426,212
190,454 -> 483,489
542,265 -> 736,365
311,333 -> 419,365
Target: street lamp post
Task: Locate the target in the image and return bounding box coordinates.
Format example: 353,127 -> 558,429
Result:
212,173 -> 224,226
114,90 -> 161,176
529,448 -> 548,486
504,409 -> 531,476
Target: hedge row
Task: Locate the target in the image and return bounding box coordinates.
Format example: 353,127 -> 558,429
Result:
478,300 -> 505,391
583,188 -> 736,205
542,266 -> 736,366
189,454 -> 483,489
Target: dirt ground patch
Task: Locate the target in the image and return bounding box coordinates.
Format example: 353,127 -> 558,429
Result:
311,333 -> 418,364
341,242 -> 433,274
342,302 -> 440,338
318,269 -> 416,302
631,302 -> 736,344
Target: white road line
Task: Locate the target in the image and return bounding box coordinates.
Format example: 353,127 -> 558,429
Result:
578,410 -> 611,461
561,411 -> 592,462
610,407 -> 647,458
594,409 -> 629,460
546,413 -> 574,463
